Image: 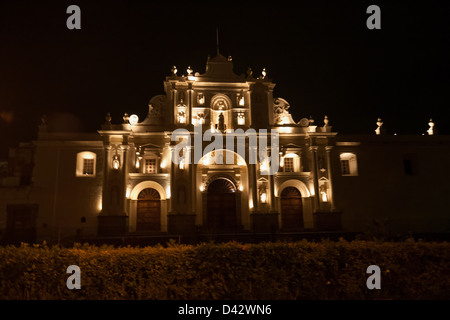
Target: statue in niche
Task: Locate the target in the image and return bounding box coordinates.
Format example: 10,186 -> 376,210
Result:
218,113 -> 225,131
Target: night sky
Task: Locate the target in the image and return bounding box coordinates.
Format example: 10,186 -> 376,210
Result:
1,0 -> 449,158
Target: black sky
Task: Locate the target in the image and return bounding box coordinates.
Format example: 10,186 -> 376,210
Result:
1,0 -> 449,158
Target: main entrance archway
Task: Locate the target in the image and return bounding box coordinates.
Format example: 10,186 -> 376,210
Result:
137,188 -> 161,231
206,178 -> 237,231
280,187 -> 304,229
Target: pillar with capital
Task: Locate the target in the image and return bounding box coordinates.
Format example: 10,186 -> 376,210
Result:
98,137 -> 129,236
310,146 -> 320,211
325,146 -> 336,211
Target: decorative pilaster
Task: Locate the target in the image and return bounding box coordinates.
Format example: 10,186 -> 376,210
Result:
325,146 -> 335,211
249,146 -> 258,212
310,146 -> 320,211
187,82 -> 194,126
101,145 -> 112,216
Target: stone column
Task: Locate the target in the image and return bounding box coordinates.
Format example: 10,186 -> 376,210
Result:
98,141 -> 128,236
171,85 -> 178,125
187,145 -> 195,214
101,144 -> 111,216
188,82 -> 194,125
265,85 -> 275,126
169,146 -> 175,213
310,146 -> 320,211
120,144 -> 129,215
325,146 -> 335,211
248,145 -> 258,212
246,87 -> 253,126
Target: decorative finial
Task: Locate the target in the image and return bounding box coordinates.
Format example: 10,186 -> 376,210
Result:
324,115 -> 329,126
375,117 -> 383,135
123,113 -> 130,124
261,68 -> 267,79
247,67 -> 253,78
187,66 -> 193,76
309,116 -> 314,125
427,118 -> 434,136
105,112 -> 112,124
171,65 -> 178,75
228,55 -> 232,62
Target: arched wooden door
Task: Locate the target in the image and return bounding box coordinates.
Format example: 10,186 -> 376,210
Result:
137,188 -> 161,232
207,179 -> 237,231
280,187 -> 304,229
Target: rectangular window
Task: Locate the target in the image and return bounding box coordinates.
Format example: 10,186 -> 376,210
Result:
83,158 -> 94,175
284,158 -> 294,172
340,159 -> 350,175
144,159 -> 157,174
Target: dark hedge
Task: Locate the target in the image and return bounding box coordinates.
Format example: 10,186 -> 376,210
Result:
0,239 -> 448,299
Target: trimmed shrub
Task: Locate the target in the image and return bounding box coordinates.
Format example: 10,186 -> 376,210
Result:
0,239 -> 448,299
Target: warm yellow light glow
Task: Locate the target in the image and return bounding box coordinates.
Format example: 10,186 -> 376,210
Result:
160,160 -> 167,169
203,156 -> 211,165
82,153 -> 95,160
260,192 -> 267,203
198,95 -> 205,104
178,114 -> 186,124
136,158 -> 140,169
129,114 -> 139,125
199,185 -> 205,192
281,116 -> 291,125
166,187 -> 171,199
285,153 -> 297,158
249,199 -> 254,209
126,188 -> 131,199
112,155 -> 120,170
98,199 -> 102,211
179,158 -> 185,170
239,185 -> 243,191
260,161 -> 268,172
239,96 -> 245,106
278,126 -> 293,133
321,192 -> 328,202
237,113 -> 245,125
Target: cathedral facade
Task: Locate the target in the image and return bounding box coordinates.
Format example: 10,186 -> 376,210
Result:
1,54 -> 449,243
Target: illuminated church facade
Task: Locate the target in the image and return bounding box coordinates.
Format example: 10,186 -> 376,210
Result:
1,54 -> 449,243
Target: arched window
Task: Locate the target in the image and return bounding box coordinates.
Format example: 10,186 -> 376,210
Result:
76,151 -> 97,177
